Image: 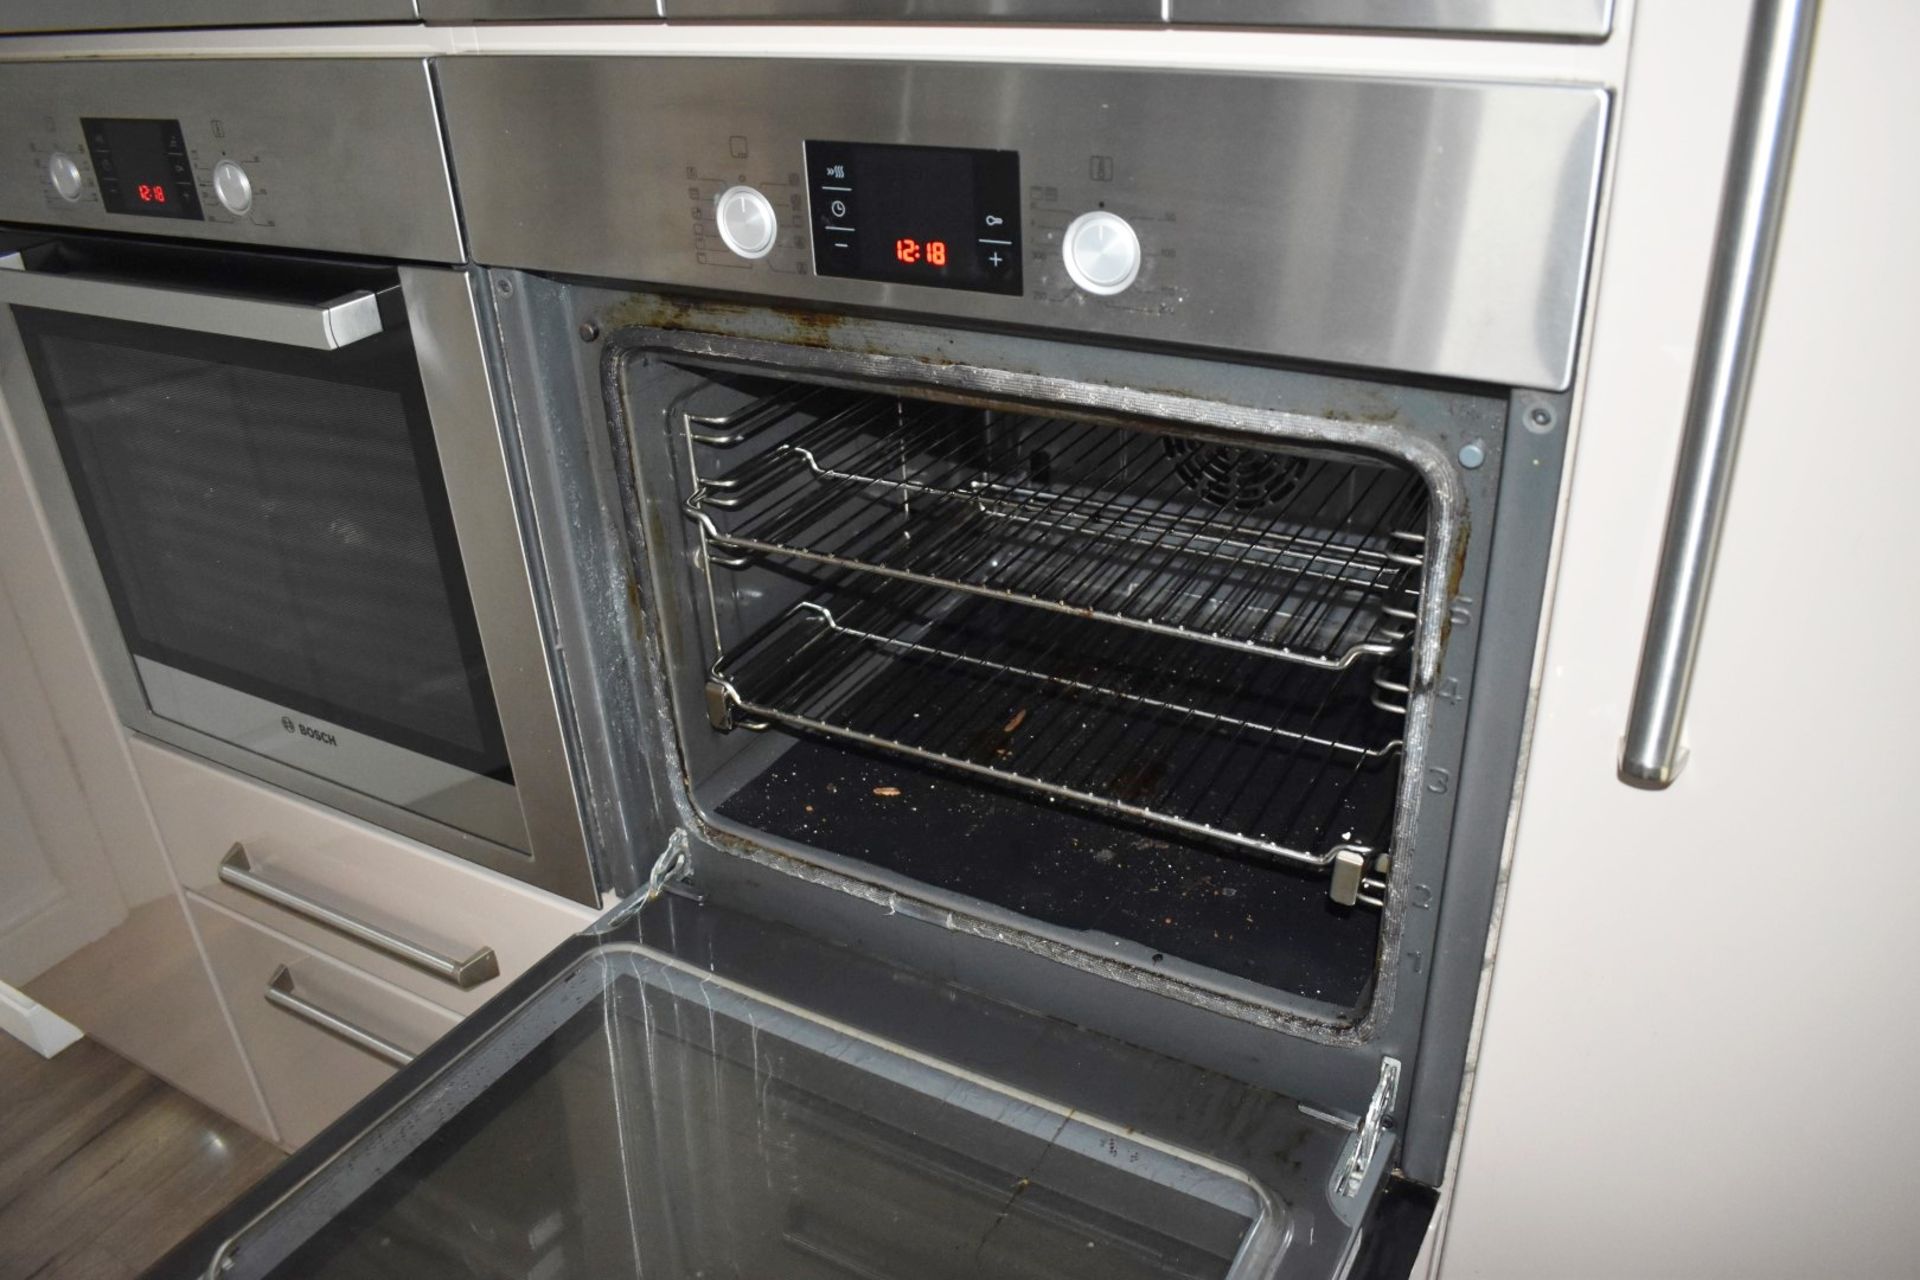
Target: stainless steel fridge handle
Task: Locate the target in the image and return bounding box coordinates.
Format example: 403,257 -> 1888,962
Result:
219,843 -> 500,989
1619,0 -> 1818,789
265,966 -> 414,1068
0,249 -> 388,350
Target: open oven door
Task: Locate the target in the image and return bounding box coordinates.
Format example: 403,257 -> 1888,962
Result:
144,835 -> 1426,1280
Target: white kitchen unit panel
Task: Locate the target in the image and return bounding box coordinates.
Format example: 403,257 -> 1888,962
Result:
191,895 -> 460,1151
135,739 -> 595,1018
1439,1 -> 1920,1276
0,377 -> 271,1139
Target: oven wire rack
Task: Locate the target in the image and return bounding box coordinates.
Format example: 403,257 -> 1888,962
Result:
684,387 -> 1428,672
679,382 -> 1425,900
707,580 -> 1403,874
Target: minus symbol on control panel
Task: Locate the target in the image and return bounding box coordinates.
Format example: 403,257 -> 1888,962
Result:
819,185 -> 852,192
833,242 -> 850,249
979,238 -> 1013,245
824,225 -> 856,233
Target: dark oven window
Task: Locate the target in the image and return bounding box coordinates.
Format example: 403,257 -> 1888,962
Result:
16,306 -> 511,781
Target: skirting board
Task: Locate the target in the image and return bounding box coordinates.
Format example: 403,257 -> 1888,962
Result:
0,979 -> 82,1057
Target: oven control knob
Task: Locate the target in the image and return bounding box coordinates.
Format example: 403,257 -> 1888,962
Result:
212,159 -> 254,215
715,184 -> 778,260
47,151 -> 83,202
1062,210 -> 1141,296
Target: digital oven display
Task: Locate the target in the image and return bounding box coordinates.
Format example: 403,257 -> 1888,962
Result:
805,141 -> 1021,296
81,118 -> 204,220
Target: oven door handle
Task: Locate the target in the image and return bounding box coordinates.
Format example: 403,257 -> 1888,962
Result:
0,249 -> 391,350
1620,0 -> 1818,789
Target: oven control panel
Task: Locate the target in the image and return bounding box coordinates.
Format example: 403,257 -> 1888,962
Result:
801,140 -> 1024,297
0,59 -> 462,263
440,57 -> 1608,392
660,118 -> 1191,330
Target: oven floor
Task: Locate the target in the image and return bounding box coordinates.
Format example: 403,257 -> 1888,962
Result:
715,737 -> 1380,1009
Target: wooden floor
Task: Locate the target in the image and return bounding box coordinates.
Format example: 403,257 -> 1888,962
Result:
0,1034 -> 282,1280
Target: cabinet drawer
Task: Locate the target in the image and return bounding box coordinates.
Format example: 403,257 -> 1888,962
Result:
135,739 -> 594,1016
191,894 -> 459,1150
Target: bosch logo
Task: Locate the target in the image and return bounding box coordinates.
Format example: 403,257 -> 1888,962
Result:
280,716 -> 338,747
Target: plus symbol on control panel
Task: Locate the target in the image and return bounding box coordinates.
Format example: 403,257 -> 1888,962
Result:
988,251 -> 1004,267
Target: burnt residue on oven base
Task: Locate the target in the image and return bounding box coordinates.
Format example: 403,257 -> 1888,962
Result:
714,737 -> 1381,1010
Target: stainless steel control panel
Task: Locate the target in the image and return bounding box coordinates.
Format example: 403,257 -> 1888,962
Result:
438,58 -> 1607,390
0,60 -> 463,263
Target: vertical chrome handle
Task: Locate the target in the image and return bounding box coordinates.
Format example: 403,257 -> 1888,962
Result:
265,966 -> 415,1068
218,843 -> 499,989
1620,0 -> 1819,789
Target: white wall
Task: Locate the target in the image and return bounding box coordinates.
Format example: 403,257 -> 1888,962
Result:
1441,2 -> 1920,1276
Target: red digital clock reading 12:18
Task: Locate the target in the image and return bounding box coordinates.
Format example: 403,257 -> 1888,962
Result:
135,184 -> 168,204
894,238 -> 949,268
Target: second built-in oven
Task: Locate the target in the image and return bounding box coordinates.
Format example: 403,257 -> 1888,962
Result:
0,58 -> 598,904
153,50 -> 1610,1280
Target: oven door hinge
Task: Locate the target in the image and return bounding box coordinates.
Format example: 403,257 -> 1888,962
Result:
1336,1055 -> 1402,1199
1330,851 -> 1390,909
598,829 -> 695,929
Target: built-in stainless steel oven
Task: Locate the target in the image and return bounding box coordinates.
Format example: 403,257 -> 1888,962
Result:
0,58 -> 598,903
151,52 -> 1609,1280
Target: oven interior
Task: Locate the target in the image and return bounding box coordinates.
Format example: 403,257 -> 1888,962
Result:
625,359 -> 1433,1015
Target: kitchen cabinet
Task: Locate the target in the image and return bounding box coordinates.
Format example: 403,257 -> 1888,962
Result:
1433,1 -> 1920,1275
136,741 -> 594,1020
191,897 -> 460,1150
0,391 -> 272,1140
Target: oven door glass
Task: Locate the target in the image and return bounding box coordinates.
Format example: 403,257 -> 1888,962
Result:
10,276 -> 517,841
184,940 -> 1300,1280
153,893 -> 1407,1280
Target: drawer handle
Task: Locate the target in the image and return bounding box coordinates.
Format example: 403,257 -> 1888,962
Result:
219,843 -> 500,990
265,966 -> 414,1068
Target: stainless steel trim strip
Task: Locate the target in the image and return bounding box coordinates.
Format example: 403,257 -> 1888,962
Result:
656,0 -> 1156,20
425,0 -> 1608,31
0,267 -> 387,350
399,267 -> 598,905
1619,0 -> 1818,789
264,965 -> 415,1069
1168,0 -> 1610,37
221,844 -> 501,989
0,1 -> 420,33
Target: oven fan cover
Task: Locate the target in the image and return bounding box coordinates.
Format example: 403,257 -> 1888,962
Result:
1162,437 -> 1311,512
